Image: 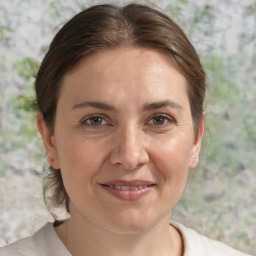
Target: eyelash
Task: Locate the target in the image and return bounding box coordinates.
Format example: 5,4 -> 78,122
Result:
147,114 -> 175,128
79,113 -> 175,128
80,114 -> 110,127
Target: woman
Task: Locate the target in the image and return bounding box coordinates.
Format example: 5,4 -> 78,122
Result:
0,3 -> 252,256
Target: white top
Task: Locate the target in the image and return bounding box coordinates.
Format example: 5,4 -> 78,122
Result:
0,222 -> 252,256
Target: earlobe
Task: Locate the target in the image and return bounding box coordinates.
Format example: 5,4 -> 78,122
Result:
36,112 -> 60,169
189,115 -> 205,169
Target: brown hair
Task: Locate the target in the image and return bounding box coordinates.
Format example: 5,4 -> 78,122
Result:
35,3 -> 206,216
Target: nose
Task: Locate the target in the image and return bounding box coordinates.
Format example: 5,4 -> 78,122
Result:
109,125 -> 149,171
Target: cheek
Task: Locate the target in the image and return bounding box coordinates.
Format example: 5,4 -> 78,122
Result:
152,134 -> 192,165
55,136 -> 108,188
56,138 -> 107,206
57,134 -> 102,166
150,136 -> 192,187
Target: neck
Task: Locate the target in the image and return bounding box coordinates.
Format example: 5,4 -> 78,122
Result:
56,215 -> 183,256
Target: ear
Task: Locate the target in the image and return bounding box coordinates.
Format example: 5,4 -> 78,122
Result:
189,114 -> 205,169
36,112 -> 60,169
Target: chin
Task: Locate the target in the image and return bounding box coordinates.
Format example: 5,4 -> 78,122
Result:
101,209 -> 166,235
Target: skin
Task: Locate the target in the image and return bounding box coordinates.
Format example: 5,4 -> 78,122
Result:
37,47 -> 204,256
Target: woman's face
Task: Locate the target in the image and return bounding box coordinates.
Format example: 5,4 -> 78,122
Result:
38,47 -> 203,234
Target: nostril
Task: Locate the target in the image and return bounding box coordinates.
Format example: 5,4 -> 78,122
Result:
112,161 -> 145,171
136,162 -> 144,168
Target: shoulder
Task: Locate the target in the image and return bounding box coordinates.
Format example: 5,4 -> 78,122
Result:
171,222 -> 252,256
0,223 -> 71,256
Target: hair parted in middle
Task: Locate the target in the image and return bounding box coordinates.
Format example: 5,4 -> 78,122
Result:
35,3 -> 206,216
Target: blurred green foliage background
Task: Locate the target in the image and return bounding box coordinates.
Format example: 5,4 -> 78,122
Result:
0,0 -> 255,254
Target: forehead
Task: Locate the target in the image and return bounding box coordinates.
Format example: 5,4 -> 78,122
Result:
59,47 -> 189,110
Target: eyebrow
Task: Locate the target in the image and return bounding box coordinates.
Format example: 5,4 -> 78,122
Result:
72,100 -> 183,111
72,101 -> 116,111
142,100 -> 183,111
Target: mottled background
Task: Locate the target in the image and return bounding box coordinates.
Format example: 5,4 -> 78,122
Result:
0,0 -> 255,254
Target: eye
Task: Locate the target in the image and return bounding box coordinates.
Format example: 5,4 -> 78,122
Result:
82,115 -> 108,126
147,114 -> 174,127
152,115 -> 166,125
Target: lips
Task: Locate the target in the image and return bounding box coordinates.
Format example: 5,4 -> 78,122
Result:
100,180 -> 155,201
103,184 -> 150,190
